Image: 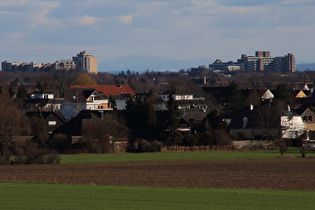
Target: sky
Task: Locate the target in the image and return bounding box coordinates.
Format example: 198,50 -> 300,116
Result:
0,0 -> 315,64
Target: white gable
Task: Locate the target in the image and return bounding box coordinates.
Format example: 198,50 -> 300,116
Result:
261,89 -> 274,101
303,84 -> 310,91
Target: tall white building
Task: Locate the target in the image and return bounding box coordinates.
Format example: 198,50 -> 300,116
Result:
72,51 -> 97,74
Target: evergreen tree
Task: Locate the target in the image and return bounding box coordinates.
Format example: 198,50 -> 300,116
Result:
224,82 -> 245,112
165,92 -> 181,145
17,85 -> 29,98
125,96 -> 157,143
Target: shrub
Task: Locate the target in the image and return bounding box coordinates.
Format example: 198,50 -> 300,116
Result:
131,139 -> 162,153
182,135 -> 198,147
150,141 -> 162,152
213,130 -> 232,147
197,132 -> 214,146
9,141 -> 61,165
0,156 -> 10,165
52,134 -> 71,153
136,139 -> 151,152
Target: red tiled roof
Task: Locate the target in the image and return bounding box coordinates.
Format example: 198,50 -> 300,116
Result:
70,85 -> 135,98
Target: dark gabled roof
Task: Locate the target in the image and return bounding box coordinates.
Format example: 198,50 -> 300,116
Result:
63,88 -> 99,103
53,110 -> 117,136
202,86 -> 229,103
180,114 -> 195,128
228,109 -> 260,129
228,103 -> 301,130
181,108 -> 208,121
53,110 -> 98,136
23,98 -> 50,105
26,111 -> 66,123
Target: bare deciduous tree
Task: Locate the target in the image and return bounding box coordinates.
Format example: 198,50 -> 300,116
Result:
0,94 -> 30,159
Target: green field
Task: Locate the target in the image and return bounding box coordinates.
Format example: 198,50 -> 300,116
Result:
0,182 -> 314,210
60,147 -> 315,164
3,149 -> 314,209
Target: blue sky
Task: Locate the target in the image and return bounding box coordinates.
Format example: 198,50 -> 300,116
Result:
0,0 -> 315,64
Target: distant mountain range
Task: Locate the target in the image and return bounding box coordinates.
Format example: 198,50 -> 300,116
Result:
98,54 -> 315,73
296,63 -> 315,71
98,55 -> 211,73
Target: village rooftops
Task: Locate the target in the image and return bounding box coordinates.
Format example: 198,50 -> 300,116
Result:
70,85 -> 135,98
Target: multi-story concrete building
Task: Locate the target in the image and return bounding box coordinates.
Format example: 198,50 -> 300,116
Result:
1,61 -> 44,72
2,51 -> 97,73
210,51 -> 296,73
209,59 -> 244,71
52,60 -> 76,71
72,51 -> 97,74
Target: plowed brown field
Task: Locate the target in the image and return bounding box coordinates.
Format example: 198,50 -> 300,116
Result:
1,158 -> 315,190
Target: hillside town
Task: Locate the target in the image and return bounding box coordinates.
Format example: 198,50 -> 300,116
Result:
0,50 -> 315,163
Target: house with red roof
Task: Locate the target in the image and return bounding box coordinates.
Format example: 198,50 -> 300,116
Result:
70,84 -> 136,110
62,88 -> 111,119
70,85 -> 135,98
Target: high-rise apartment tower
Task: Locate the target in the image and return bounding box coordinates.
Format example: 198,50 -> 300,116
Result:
72,51 -> 97,74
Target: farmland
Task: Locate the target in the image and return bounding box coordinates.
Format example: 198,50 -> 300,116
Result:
1,158 -> 315,190
1,182 -> 315,210
1,149 -> 315,209
59,148 -> 315,164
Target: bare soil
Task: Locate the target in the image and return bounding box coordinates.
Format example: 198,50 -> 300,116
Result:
1,158 -> 315,190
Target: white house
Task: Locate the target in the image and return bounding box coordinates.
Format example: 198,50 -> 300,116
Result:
62,88 -> 112,119
281,114 -> 306,139
229,105 -> 306,140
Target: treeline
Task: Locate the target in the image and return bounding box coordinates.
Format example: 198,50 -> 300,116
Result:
0,93 -> 60,165
122,93 -> 231,152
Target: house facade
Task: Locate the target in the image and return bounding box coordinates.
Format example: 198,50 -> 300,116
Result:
229,105 -> 306,139
62,88 -> 111,119
301,108 -> 315,131
281,115 -> 306,139
26,111 -> 66,133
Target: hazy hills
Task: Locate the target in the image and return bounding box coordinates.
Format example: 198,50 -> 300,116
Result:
296,63 -> 315,71
98,55 -> 211,73
98,54 -> 315,73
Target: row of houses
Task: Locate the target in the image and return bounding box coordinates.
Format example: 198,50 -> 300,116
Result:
20,83 -> 315,149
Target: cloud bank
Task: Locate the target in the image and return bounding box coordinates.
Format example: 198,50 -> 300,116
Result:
0,0 -> 314,64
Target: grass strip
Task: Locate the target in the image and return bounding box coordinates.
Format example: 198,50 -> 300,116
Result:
60,147 -> 315,164
0,182 -> 314,210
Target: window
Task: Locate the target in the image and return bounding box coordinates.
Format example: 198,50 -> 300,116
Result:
303,116 -> 307,121
308,116 -> 312,121
48,121 -> 57,126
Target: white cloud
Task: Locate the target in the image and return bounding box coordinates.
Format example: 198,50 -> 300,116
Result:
0,1 -> 61,31
1,32 -> 28,40
279,0 -> 315,5
175,20 -> 192,29
119,15 -> 133,24
1,0 -> 315,63
0,0 -> 26,7
78,15 -> 99,26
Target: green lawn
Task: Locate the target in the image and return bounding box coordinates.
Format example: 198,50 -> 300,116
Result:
0,182 -> 314,210
60,147 -> 315,164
